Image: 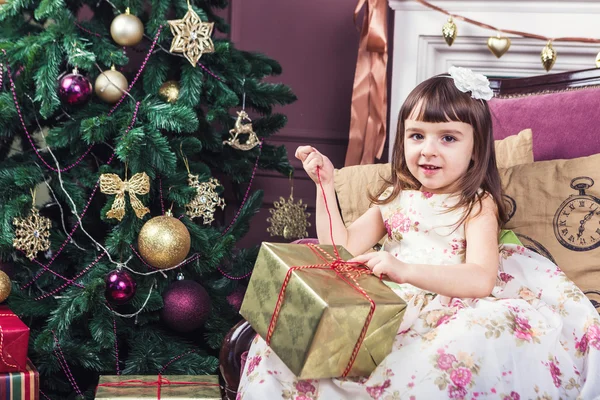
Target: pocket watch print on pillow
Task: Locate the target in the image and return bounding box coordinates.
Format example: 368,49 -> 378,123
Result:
553,177 -> 600,251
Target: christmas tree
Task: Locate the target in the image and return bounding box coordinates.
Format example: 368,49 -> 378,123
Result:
0,0 -> 295,396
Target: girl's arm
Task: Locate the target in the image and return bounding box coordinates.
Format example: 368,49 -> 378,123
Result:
296,146 -> 386,256
316,185 -> 387,256
352,196 -> 499,298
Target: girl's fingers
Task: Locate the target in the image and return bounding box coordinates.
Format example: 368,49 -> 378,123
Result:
350,252 -> 377,263
295,146 -> 314,161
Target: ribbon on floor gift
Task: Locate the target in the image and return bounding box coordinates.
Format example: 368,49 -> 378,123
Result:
96,374 -> 220,400
0,313 -> 20,370
345,0 -> 389,166
265,168 -> 380,378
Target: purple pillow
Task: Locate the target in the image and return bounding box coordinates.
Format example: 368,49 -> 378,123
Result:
489,87 -> 600,161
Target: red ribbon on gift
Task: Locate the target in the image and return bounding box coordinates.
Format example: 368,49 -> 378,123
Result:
96,374 -> 220,399
0,313 -> 19,370
265,168 -> 379,378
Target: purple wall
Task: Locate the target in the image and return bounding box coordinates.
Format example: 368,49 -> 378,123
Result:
226,0 -> 367,247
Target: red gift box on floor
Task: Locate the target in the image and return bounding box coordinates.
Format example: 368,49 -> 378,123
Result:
0,306 -> 29,373
0,360 -> 39,400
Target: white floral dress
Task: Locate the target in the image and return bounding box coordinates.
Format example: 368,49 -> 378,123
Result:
237,190 -> 600,400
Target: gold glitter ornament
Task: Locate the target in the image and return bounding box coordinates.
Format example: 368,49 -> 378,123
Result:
0,270 -> 10,302
442,17 -> 457,46
13,202 -> 52,261
185,176 -> 225,224
267,186 -> 311,240
110,8 -> 144,47
137,211 -> 191,269
223,110 -> 260,151
158,80 -> 180,103
541,40 -> 557,72
168,2 -> 215,67
100,172 -> 150,221
95,66 -> 128,104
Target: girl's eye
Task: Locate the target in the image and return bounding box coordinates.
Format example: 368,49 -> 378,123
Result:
409,133 -> 424,140
442,135 -> 457,143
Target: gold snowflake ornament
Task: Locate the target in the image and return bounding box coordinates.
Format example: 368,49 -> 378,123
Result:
168,5 -> 215,67
13,207 -> 52,260
267,193 -> 311,240
186,176 -> 225,224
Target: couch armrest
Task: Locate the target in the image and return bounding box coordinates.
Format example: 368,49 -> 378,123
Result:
219,319 -> 257,400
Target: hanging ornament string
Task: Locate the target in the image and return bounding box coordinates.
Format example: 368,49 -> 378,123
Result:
107,26 -> 162,114
33,253 -> 106,300
52,331 -> 83,397
158,349 -> 197,375
220,140 -> 263,238
0,28 -> 160,175
105,301 -> 122,375
414,0 -> 600,43
20,102 -> 141,290
74,21 -> 102,38
127,139 -> 262,279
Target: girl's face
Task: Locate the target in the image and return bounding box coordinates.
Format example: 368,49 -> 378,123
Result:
403,118 -> 474,194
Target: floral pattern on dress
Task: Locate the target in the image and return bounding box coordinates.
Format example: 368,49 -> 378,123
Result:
384,212 -> 419,241
237,190 -> 600,400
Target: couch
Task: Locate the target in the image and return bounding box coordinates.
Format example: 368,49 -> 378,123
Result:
218,67 -> 600,400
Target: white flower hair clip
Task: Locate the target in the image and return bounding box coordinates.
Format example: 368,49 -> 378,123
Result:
448,66 -> 494,101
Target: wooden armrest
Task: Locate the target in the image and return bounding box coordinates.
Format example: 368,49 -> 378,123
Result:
219,319 -> 257,400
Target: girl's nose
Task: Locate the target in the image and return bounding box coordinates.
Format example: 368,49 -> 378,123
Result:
420,138 -> 438,157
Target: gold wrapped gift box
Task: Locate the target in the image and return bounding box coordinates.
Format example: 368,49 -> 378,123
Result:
95,374 -> 221,399
240,243 -> 406,379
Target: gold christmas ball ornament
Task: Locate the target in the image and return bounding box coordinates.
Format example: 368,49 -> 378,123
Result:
95,66 -> 128,103
487,35 -> 511,58
541,41 -> 557,72
158,80 -> 180,103
110,8 -> 144,47
442,17 -> 457,47
0,270 -> 11,302
137,213 -> 191,269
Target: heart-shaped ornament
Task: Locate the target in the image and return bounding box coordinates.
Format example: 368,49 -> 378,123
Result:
487,36 -> 511,58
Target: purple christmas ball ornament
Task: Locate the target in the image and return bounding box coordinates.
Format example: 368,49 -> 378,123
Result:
105,269 -> 137,305
57,69 -> 92,106
161,280 -> 211,333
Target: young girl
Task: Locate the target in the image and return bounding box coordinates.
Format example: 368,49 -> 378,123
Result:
237,67 -> 600,399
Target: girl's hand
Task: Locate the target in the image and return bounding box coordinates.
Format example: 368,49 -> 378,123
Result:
350,251 -> 412,284
295,146 -> 334,186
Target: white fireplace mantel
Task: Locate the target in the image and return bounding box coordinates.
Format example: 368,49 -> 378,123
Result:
387,0 -> 600,155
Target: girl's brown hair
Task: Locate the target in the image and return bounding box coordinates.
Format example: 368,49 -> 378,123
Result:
370,75 -> 509,227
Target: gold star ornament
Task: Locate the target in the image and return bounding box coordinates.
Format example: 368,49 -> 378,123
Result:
168,4 -> 215,67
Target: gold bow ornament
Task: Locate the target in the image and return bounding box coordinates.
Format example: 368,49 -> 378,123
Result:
100,172 -> 151,221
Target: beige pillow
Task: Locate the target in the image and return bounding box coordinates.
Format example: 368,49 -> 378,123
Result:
334,129 -> 534,227
500,153 -> 600,309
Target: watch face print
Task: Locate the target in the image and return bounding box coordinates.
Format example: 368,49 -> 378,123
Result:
503,194 -> 516,222
553,177 -> 600,252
